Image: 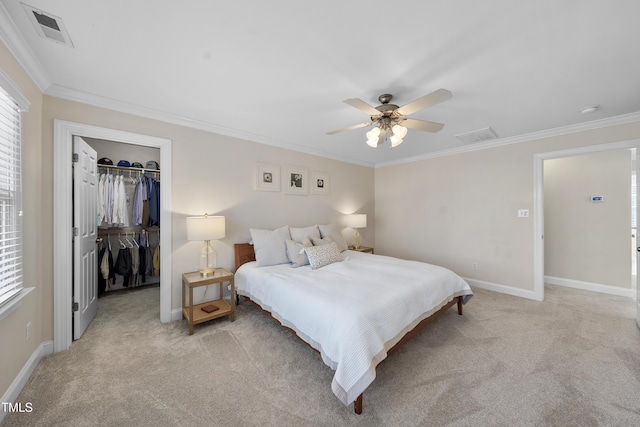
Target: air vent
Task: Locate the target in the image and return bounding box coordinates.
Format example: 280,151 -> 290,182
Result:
22,3 -> 74,47
455,127 -> 498,143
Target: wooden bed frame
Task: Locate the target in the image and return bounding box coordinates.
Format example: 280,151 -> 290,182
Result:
233,243 -> 463,414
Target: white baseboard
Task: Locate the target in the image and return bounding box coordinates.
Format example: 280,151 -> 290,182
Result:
545,276 -> 634,298
0,340 -> 53,423
463,277 -> 540,301
171,308 -> 183,322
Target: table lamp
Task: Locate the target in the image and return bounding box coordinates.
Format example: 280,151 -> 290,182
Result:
186,214 -> 225,277
346,214 -> 367,250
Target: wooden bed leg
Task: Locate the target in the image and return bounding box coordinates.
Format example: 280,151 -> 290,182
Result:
354,394 -> 363,414
457,296 -> 463,315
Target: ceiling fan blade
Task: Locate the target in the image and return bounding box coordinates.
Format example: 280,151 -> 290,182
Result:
343,98 -> 381,116
401,118 -> 445,133
326,121 -> 373,135
396,89 -> 452,116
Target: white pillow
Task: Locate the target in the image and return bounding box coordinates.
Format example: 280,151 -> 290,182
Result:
317,223 -> 348,252
311,236 -> 333,246
250,226 -> 291,267
304,241 -> 343,269
290,225 -> 320,242
285,237 -> 312,268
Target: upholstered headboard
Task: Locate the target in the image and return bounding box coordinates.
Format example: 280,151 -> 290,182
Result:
234,243 -> 256,270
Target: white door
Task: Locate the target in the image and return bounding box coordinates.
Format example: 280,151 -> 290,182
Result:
73,136 -> 99,339
636,149 -> 640,328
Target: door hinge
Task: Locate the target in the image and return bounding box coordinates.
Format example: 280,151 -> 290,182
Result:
72,153 -> 79,162
73,227 -> 79,237
72,302 -> 79,312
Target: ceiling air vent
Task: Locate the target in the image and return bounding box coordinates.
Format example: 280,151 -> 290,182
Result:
455,127 -> 498,144
22,3 -> 74,47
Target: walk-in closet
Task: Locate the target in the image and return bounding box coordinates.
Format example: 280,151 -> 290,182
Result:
83,138 -> 161,296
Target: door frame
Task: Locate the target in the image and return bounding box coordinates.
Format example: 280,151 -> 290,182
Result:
54,120 -> 172,353
533,138 -> 640,301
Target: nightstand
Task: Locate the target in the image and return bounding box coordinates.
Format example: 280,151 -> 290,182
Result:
349,246 -> 374,254
182,268 -> 235,335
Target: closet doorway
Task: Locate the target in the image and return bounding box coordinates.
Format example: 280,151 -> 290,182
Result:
81,137 -> 162,339
54,120 -> 172,353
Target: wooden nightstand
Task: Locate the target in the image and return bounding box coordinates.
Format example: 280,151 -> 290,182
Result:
349,246 -> 374,254
182,268 -> 235,335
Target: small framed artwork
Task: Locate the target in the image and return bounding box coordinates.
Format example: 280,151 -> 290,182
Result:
311,171 -> 330,195
284,165 -> 309,195
255,162 -> 280,192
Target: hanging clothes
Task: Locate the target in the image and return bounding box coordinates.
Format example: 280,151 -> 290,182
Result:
114,243 -> 132,286
132,177 -> 145,226
139,231 -> 147,283
148,176 -> 160,227
152,244 -> 160,276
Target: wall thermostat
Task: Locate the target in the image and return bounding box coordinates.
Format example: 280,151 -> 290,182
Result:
590,196 -> 604,203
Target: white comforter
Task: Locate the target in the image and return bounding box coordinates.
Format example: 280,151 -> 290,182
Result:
235,250 -> 473,406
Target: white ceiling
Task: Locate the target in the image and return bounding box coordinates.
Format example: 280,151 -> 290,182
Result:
2,0 -> 640,167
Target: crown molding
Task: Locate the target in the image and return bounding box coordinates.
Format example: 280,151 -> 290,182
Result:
0,3 -> 51,92
375,111 -> 640,168
45,83 -> 374,168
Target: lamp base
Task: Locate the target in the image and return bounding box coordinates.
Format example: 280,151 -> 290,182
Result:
199,268 -> 215,277
353,229 -> 361,250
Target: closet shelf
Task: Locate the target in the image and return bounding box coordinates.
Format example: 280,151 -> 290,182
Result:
98,164 -> 160,175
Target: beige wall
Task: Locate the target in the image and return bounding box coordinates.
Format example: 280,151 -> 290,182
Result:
375,124 -> 640,294
0,43 -> 46,398
544,150 -> 632,288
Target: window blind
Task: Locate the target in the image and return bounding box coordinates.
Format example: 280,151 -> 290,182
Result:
0,86 -> 23,307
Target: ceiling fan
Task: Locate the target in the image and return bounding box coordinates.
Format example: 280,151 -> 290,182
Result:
327,88 -> 452,148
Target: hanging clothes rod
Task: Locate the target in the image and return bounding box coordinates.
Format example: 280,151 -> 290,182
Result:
98,164 -> 160,175
98,229 -> 160,237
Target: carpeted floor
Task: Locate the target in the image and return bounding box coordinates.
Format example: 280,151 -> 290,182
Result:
2,284 -> 640,426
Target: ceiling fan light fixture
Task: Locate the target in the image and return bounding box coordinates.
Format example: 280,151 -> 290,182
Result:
392,124 -> 407,139
366,126 -> 381,147
390,134 -> 403,147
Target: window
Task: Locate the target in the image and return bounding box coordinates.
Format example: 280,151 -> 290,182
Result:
0,85 -> 23,308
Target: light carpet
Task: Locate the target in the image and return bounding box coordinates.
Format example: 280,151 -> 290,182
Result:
2,284 -> 640,426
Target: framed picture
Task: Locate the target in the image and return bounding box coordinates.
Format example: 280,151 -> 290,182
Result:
283,165 -> 309,195
255,162 -> 280,192
311,171 -> 330,195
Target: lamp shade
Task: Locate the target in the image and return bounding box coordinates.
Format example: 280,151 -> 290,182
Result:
186,215 -> 225,241
346,214 -> 367,229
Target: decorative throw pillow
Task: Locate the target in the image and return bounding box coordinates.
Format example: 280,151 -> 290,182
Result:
285,237 -> 312,267
290,225 -> 320,242
250,226 -> 291,267
311,236 -> 333,246
304,241 -> 343,269
317,223 -> 348,252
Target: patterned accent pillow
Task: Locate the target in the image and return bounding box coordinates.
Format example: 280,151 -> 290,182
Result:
304,241 -> 342,270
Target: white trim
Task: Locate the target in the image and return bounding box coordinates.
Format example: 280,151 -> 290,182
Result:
463,277 -> 540,301
171,308 -> 183,322
54,120 -> 172,353
0,340 -> 53,424
376,111 -> 640,168
0,3 -> 51,92
45,84 -> 374,168
533,139 -> 640,302
0,287 -> 33,321
545,276 -> 634,298
0,68 -> 30,111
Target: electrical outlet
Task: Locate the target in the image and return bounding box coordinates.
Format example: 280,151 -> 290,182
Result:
518,209 -> 529,218
26,322 -> 31,342
472,262 -> 478,270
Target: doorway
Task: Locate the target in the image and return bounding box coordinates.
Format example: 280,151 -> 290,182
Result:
534,139 -> 640,301
53,120 -> 172,353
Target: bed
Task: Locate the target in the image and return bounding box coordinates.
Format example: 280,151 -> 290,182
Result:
233,228 -> 473,414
